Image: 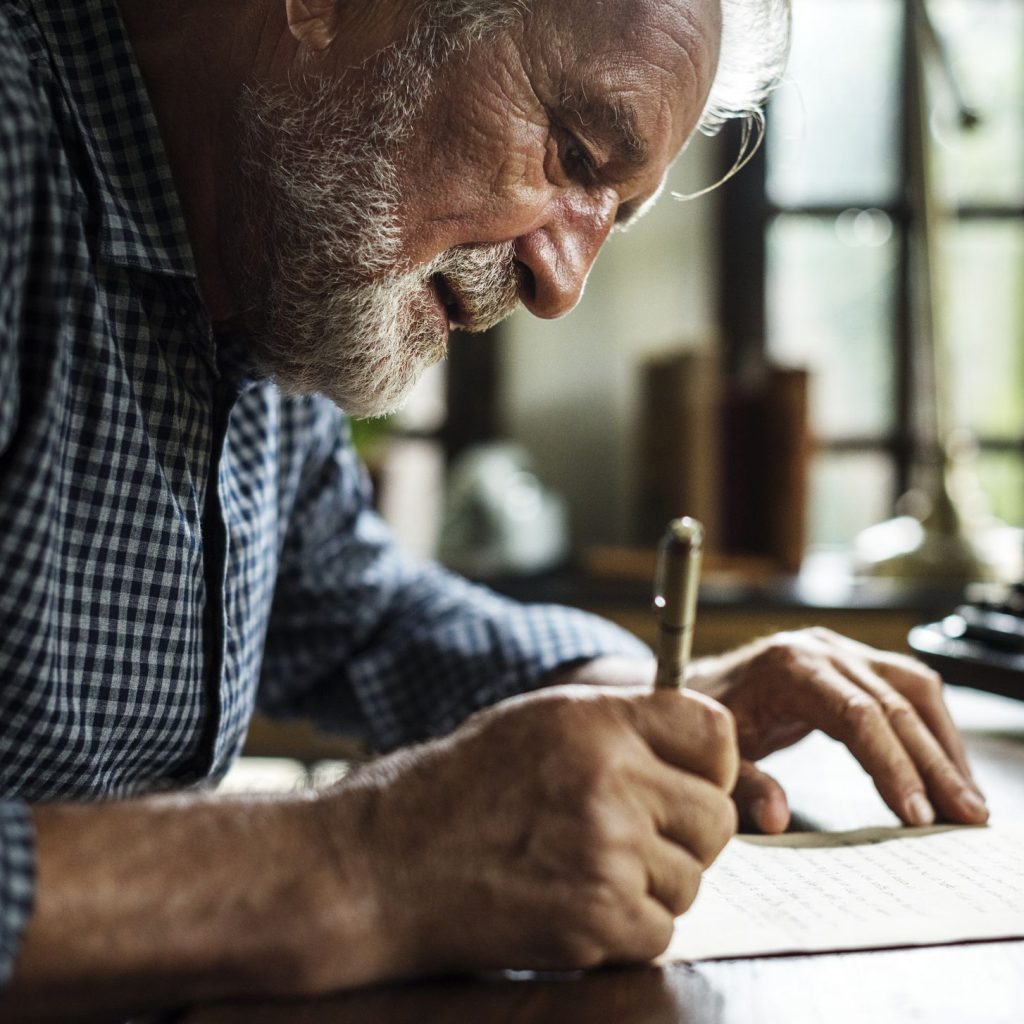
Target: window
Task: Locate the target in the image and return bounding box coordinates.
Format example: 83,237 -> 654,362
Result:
723,0 -> 1024,549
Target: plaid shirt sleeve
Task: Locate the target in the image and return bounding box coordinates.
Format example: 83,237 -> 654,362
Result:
0,26 -> 40,988
0,804 -> 34,989
258,405 -> 652,752
0,19 -> 34,453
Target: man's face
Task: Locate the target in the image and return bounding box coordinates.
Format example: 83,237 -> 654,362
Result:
232,0 -> 720,417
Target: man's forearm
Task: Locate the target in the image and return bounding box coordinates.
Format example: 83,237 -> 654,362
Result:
3,683 -> 745,1021
4,787 -> 383,1021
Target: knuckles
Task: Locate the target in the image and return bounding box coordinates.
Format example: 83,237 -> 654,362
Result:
676,862 -> 705,914
550,934 -> 607,971
549,883 -> 635,969
696,697 -> 738,749
753,634 -> 806,678
838,693 -> 884,735
569,740 -> 631,798
695,700 -> 739,790
881,695 -> 916,728
626,914 -> 677,962
552,884 -> 675,970
659,850 -> 705,916
572,793 -> 638,874
754,626 -> 840,677
894,658 -> 944,701
805,625 -> 842,645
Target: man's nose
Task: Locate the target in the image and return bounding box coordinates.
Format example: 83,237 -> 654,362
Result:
513,190 -> 618,319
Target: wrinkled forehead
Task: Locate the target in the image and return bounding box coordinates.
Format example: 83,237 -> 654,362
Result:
522,0 -> 722,165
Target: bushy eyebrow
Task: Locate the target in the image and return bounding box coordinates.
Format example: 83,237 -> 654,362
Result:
555,78 -> 650,172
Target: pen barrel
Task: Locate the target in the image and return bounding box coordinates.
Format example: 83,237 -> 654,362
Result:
653,518 -> 703,690
654,621 -> 695,689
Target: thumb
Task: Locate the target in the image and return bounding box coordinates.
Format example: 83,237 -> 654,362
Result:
733,760 -> 790,834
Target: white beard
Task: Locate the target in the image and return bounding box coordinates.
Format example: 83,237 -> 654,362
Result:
232,43 -> 520,418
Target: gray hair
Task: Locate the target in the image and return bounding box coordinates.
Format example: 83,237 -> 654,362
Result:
687,0 -> 792,197
699,0 -> 791,135
406,0 -> 528,61
417,0 -> 528,36
413,0 -> 791,133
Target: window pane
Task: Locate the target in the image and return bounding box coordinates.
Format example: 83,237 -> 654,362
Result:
978,453 -> 1024,528
767,214 -> 897,440
767,0 -> 901,207
810,452 -> 895,546
942,221 -> 1024,439
930,0 -> 1024,207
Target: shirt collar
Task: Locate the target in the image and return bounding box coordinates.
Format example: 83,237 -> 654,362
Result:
30,0 -> 198,279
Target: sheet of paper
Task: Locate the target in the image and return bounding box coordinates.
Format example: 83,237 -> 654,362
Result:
664,824 -> 1024,962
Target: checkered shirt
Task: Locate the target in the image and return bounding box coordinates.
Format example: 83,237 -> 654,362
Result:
0,0 -> 651,988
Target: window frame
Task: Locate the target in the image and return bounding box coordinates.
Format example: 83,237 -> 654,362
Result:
718,1 -> 1024,535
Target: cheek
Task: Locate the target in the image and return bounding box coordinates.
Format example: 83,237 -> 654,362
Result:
394,141 -> 556,265
491,139 -> 554,201
391,92 -> 557,263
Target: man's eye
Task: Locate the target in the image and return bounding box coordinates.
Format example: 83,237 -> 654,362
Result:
563,139 -> 598,184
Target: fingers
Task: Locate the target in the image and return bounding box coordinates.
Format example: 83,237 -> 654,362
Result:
732,760 -> 790,834
810,630 -> 987,814
640,760 -> 738,865
550,762 -> 725,967
846,642 -> 982,794
602,898 -> 677,965
644,834 -> 703,917
799,659 -> 974,826
628,689 -> 739,792
808,659 -> 930,822
838,656 -> 988,825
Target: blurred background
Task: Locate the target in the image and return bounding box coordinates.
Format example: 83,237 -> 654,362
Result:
366,0 -> 1022,575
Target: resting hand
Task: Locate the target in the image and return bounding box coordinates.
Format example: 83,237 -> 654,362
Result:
687,627 -> 988,833
316,684 -> 738,980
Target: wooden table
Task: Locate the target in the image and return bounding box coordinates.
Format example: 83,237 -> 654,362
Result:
185,686 -> 1024,1024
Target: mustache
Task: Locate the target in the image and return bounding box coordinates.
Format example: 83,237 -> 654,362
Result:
429,241 -> 522,333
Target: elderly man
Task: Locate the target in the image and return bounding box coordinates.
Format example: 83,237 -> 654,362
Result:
0,0 -> 988,1016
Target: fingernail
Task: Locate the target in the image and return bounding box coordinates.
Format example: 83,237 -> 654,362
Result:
957,789 -> 989,821
906,792 -> 935,826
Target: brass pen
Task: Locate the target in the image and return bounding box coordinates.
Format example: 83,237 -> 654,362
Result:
653,518 -> 704,690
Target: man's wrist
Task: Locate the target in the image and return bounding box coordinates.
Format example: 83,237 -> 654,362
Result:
299,778 -> 401,991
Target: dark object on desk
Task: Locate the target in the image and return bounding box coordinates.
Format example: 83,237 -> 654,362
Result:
719,364 -> 811,575
638,351 -> 722,552
909,581 -> 1024,701
636,352 -> 811,573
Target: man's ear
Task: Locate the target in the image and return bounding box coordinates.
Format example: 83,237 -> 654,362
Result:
285,0 -> 340,52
